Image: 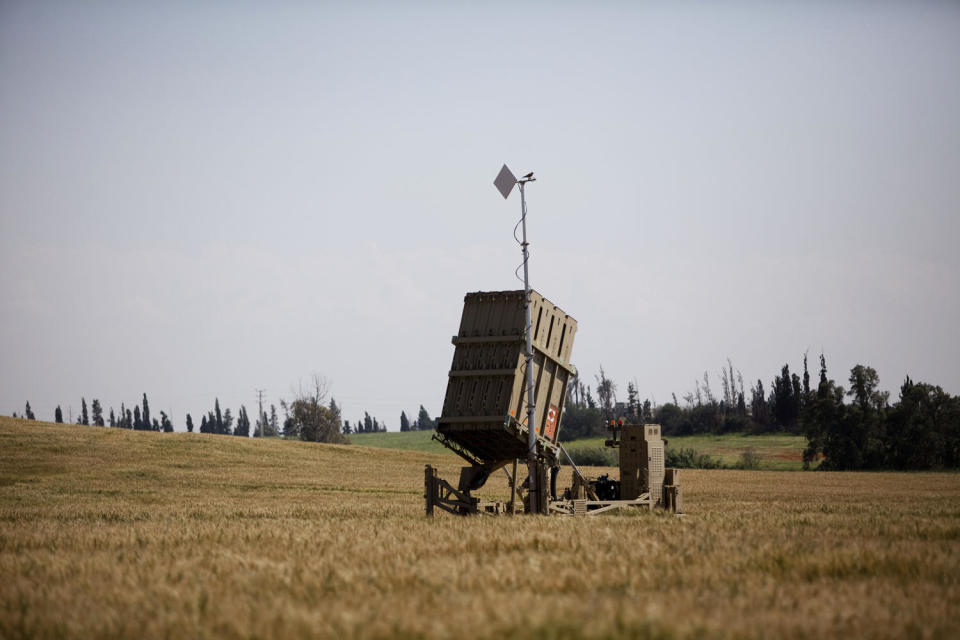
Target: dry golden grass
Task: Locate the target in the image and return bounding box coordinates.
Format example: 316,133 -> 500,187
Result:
1,416 -> 958,639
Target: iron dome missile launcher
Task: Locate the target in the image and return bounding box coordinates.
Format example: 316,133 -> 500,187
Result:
424,290 -> 683,516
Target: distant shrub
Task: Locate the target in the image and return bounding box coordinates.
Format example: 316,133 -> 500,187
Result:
558,406 -> 607,441
666,447 -> 723,469
737,447 -> 761,470
564,447 -> 617,467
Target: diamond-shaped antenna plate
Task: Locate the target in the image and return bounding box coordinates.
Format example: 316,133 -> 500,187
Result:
494,164 -> 517,199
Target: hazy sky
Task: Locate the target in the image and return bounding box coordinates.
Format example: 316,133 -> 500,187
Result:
2,2 -> 958,429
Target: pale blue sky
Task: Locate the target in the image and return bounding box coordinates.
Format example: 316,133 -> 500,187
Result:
2,2 -> 958,428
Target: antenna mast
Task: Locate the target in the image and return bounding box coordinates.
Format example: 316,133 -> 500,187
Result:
494,164 -> 540,514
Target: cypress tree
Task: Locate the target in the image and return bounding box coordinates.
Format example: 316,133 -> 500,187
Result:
55,406 -> 63,423
234,408 -> 243,436
91,399 -> 104,426
416,405 -> 433,430
269,405 -> 279,435
141,393 -> 150,431
186,414 -> 194,433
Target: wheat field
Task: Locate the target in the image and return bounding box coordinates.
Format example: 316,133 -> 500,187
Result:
1,417 -> 958,639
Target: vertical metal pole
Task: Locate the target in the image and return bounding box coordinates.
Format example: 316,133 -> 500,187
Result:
520,181 -> 538,514
510,458 -> 518,514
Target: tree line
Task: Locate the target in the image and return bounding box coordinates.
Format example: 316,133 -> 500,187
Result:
560,356 -> 960,470
342,410 -> 386,434
398,405 -> 436,432
13,375 -> 438,447
15,394 -> 175,432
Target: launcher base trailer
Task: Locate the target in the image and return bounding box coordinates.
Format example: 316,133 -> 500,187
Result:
424,464 -> 658,517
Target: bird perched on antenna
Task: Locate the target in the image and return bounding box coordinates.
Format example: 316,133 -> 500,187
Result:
522,172 -> 534,179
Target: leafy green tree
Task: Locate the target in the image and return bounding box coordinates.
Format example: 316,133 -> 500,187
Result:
584,385 -> 596,409
283,414 -> 297,438
686,403 -> 723,435
55,405 -> 63,423
885,377 -> 959,469
199,415 -> 208,433
771,365 -> 800,431
802,354 -> 843,468
803,362 -> 887,470
720,358 -> 740,408
161,411 -> 173,433
656,403 -> 683,435
557,404 -> 605,440
837,365 -> 886,468
700,372 -> 715,405
595,366 -> 616,414
269,405 -> 279,435
327,399 -> 343,435
223,408 -> 234,435
791,373 -> 803,418
400,411 -> 410,432
566,376 -> 579,408
281,377 -> 346,444
848,365 -> 887,412
626,382 -> 639,418
342,419 -> 352,435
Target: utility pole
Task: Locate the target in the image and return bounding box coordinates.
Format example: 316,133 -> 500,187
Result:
255,389 -> 266,437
